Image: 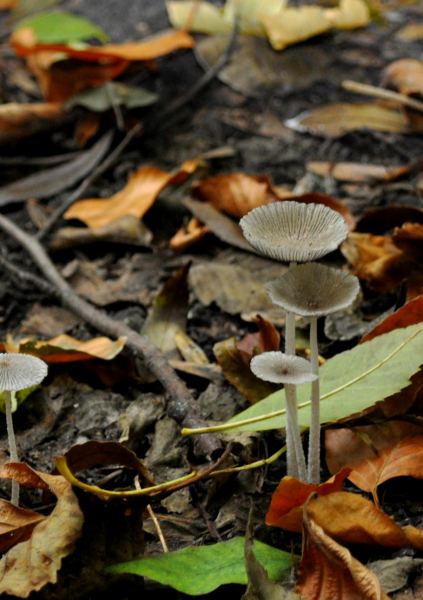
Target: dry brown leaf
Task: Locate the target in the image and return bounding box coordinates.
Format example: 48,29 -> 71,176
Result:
356,205 -> 423,234
361,296 -> 423,342
265,470 -> 350,532
261,6 -> 332,51
193,172 -> 279,218
65,161 -> 198,229
213,337 -> 278,404
307,161 -> 410,183
298,498 -> 389,600
325,421 -> 423,498
0,0 -> 15,9
0,463 -> 83,597
384,59 -> 423,97
281,192 -> 355,231
237,315 -> 281,368
286,103 -> 417,138
393,222 -> 423,259
0,501 -> 45,553
0,102 -> 63,144
0,334 -> 126,362
169,217 -> 210,251
396,23 -> 423,42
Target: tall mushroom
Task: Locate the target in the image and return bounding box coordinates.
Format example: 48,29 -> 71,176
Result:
240,201 -> 348,479
267,262 -> 360,483
0,353 -> 48,505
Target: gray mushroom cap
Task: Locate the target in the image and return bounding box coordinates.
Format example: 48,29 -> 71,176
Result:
239,201 -> 348,263
267,262 -> 360,317
250,352 -> 317,384
0,353 -> 48,391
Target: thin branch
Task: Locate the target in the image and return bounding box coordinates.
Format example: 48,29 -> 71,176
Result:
0,213 -> 221,458
342,79 -> 423,113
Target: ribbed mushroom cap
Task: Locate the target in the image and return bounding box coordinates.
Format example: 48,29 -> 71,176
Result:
0,353 -> 48,391
267,262 -> 360,317
250,352 -> 317,384
240,201 -> 348,263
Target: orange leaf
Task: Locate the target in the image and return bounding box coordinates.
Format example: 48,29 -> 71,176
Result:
169,217 -> 210,251
265,469 -> 350,532
0,0 -> 16,9
0,102 -> 63,144
237,315 -> 280,367
298,497 -> 389,600
0,501 -> 45,553
325,421 -> 423,497
306,491 -> 423,549
65,161 -> 199,229
361,295 -> 423,342
0,464 -> 83,597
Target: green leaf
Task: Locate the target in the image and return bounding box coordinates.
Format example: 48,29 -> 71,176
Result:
65,83 -> 158,112
228,322 -> 423,432
15,10 -> 108,43
107,537 -> 293,595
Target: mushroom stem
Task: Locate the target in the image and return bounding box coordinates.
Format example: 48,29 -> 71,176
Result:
284,311 -> 307,480
4,390 -> 19,506
307,316 -> 321,484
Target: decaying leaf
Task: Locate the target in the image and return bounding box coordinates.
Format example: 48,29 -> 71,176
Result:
65,161 -> 199,229
0,131 -> 112,207
307,161 -> 410,183
298,497 -> 389,600
0,333 -> 126,362
0,102 -> 63,144
362,296 -> 423,342
170,217 -> 210,251
265,469 -> 350,532
0,463 -> 83,598
356,205 -> 423,235
141,264 -> 189,357
384,58 -> 423,97
396,23 -> 423,42
0,0 -> 16,9
286,103 -> 417,138
261,6 -> 332,51
237,315 -> 281,366
325,420 -> 423,498
65,82 -> 158,112
214,337 -> 278,404
0,501 -> 45,553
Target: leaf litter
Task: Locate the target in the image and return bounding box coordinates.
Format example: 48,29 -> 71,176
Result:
1,0 -> 423,598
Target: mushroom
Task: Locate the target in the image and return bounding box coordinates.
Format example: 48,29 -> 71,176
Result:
267,262 -> 360,483
0,353 -> 48,505
251,352 -> 317,480
240,201 -> 348,479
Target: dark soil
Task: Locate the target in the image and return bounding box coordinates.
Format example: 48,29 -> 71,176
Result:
0,0 -> 422,598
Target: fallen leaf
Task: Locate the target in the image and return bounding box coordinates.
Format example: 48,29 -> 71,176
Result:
356,205 -> 423,234
0,102 -> 63,144
169,217 -> 210,251
107,536 -> 293,595
307,161 -> 410,182
393,222 -> 423,259
65,161 -> 198,229
193,172 -> 279,218
281,192 -> 355,231
65,82 -> 158,112
305,491 -> 423,549
214,337 -> 278,404
265,469 -> 350,532
0,501 -> 45,553
0,333 -> 126,362
228,322 -> 423,431
396,23 -> 423,42
325,421 -> 423,498
237,315 -> 281,367
384,59 -> 423,96
195,35 -> 329,97
13,10 -> 108,44
369,557 -> 423,594
286,103 -> 417,138
141,264 -> 189,357
0,463 -> 83,597
19,303 -> 80,338
298,497 -> 389,600
325,0 -> 370,30
260,6 -> 332,51
0,0 -> 16,9
0,130 -> 112,207
167,0 -> 233,35
361,296 -> 423,342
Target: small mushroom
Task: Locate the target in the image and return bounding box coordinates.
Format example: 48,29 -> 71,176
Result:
239,201 -> 348,263
251,352 -> 317,480
0,353 -> 48,505
267,263 -> 360,483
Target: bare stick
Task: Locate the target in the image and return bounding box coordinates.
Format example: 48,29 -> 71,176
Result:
0,213 -> 220,458
342,79 -> 423,113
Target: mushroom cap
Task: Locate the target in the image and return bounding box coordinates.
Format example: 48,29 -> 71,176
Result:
250,352 -> 317,384
0,353 -> 48,391
267,262 -> 360,317
239,201 -> 348,263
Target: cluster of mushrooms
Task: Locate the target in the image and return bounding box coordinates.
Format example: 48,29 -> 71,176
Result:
240,201 -> 360,484
0,353 -> 47,505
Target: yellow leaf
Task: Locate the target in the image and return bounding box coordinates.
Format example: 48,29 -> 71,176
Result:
261,6 -> 332,51
325,0 -> 370,30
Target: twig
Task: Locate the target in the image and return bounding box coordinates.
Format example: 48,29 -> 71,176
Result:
146,503 -> 169,553
36,124 -> 142,241
342,79 -> 423,113
0,213 -> 221,458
